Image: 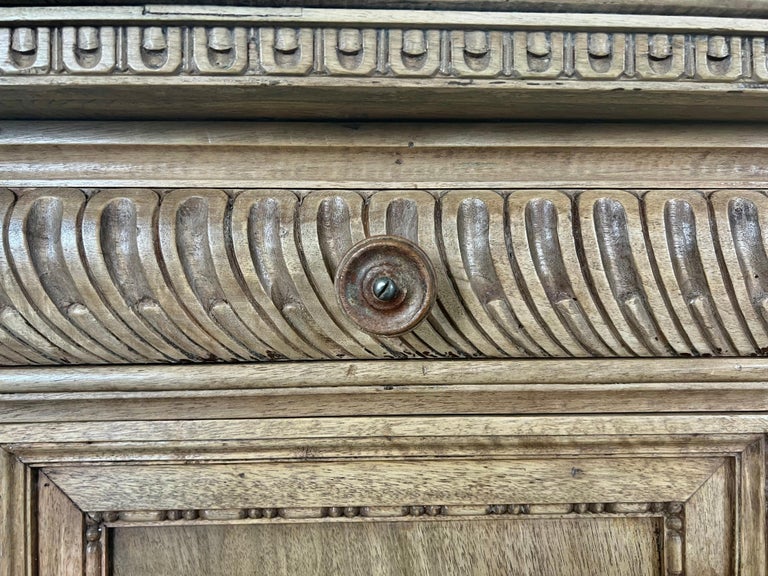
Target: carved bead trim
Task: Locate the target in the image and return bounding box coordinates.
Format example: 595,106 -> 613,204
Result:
662,502 -> 685,576
6,189 -> 768,364
84,513 -> 104,575
92,501 -> 682,522
92,502 -> 684,574
0,25 -> 764,83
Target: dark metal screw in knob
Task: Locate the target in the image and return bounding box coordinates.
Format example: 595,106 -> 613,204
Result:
372,277 -> 399,302
336,236 -> 436,336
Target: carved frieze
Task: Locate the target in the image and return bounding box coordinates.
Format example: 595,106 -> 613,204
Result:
0,21 -> 762,83
2,188 -> 768,364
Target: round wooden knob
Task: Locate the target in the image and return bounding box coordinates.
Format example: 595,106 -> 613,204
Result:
335,236 -> 437,336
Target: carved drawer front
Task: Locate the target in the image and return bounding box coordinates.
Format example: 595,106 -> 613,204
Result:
3,187 -> 768,364
14,429 -> 760,576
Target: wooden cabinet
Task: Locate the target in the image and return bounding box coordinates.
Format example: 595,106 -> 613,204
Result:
20,424 -> 764,575
2,2 -> 768,575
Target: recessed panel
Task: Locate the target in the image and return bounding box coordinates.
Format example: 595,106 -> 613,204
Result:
110,516 -> 661,576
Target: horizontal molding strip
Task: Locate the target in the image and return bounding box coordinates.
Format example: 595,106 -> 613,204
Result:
3,416 -> 768,444
1,358 -> 763,393
0,6 -> 766,33
93,501 -> 677,526
3,121 -> 768,148
0,15 -> 767,83
4,123 -> 768,187
2,9 -> 768,120
7,1 -> 768,19
2,188 -> 768,365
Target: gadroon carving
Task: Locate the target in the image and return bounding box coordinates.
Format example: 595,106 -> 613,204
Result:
2,188 -> 768,364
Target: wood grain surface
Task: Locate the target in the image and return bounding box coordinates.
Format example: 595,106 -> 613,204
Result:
43,457 -> 721,511
110,517 -> 662,576
13,433 -> 758,576
1,4 -> 767,573
4,122 -> 768,188
36,474 -> 84,576
0,449 -> 27,576
1,420 -> 763,575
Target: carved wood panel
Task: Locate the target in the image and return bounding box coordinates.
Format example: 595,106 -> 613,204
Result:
2,5 -> 768,572
1,430 -> 762,576
3,8 -> 768,120
3,188 -> 768,364
0,23 -> 759,84
0,5 -> 765,85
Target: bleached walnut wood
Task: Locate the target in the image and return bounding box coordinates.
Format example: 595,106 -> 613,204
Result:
0,449 -> 27,576
10,0 -> 768,17
36,474 -> 85,576
3,187 -> 768,363
42,458 -> 719,511
6,122 -> 768,189
7,414 -> 768,446
110,519 -> 664,576
0,427 -> 763,576
6,358 -> 768,421
3,8 -> 768,120
2,3 -> 768,574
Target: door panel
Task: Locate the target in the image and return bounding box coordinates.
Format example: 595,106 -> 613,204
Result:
15,432 -> 762,576
111,517 -> 662,576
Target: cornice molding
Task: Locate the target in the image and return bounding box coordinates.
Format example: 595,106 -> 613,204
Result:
1,7 -> 768,119
4,2 -> 768,18
0,12 -> 766,79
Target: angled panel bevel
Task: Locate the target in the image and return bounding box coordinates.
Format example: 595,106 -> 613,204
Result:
41,456 -> 723,512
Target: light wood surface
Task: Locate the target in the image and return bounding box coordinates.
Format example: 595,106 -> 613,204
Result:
5,0 -> 768,17
36,474 -> 84,576
2,3 -> 768,574
5,358 -> 768,422
1,426 -> 762,576
5,5 -> 768,30
3,416 -> 768,445
3,119 -> 768,367
0,401 -> 763,576
3,9 -> 768,120
42,457 -> 721,511
4,122 -> 768,187
684,462 -> 732,575
0,449 -> 26,576
110,518 -> 662,576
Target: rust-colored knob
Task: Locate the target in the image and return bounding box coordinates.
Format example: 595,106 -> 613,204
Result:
335,236 -> 437,336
